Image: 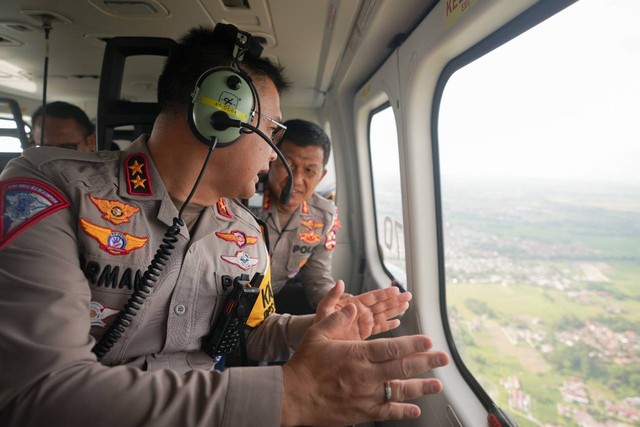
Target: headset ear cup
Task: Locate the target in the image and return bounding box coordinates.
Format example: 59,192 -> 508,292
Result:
189,67 -> 254,146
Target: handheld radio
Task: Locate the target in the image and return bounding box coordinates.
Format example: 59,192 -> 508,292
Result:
202,273 -> 263,359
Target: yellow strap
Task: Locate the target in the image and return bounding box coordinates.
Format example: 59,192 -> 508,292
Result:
246,262 -> 276,327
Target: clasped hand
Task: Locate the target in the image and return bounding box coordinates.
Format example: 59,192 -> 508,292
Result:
281,281 -> 449,426
313,280 -> 411,340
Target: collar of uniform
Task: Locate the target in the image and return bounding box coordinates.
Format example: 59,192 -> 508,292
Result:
118,136 -> 190,237
199,197 -> 264,240
263,187 -> 303,232
213,197 -> 262,226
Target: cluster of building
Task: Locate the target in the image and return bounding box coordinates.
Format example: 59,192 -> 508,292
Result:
499,376 -> 640,426
444,222 -> 639,425
501,375 -> 531,415
555,321 -> 640,365
556,378 -> 640,426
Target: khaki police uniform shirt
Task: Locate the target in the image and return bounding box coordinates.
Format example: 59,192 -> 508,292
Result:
0,136 -> 313,427
261,188 -> 340,308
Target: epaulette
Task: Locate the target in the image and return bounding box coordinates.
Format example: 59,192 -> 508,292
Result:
21,147 -> 120,170
309,192 -> 336,214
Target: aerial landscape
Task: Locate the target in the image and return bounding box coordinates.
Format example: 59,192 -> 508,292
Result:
443,176 -> 640,426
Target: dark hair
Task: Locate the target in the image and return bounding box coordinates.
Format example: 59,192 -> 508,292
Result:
281,119 -> 331,166
31,101 -> 95,135
157,25 -> 290,112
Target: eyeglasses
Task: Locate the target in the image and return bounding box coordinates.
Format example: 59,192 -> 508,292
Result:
256,112 -> 287,144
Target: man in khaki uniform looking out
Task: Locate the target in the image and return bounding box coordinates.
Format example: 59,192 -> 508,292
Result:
262,119 -> 341,314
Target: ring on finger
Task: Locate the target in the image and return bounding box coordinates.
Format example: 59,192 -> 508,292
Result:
384,381 -> 392,402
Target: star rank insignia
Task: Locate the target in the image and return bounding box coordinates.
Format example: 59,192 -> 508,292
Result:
88,195 -> 140,225
216,198 -> 233,218
126,153 -> 153,196
301,200 -> 310,215
80,218 -> 148,255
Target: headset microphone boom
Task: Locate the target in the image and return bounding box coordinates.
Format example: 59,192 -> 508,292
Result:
209,110 -> 293,205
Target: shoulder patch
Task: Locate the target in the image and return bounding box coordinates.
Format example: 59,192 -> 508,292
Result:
126,153 -> 153,196
324,207 -> 341,251
1,178 -> 69,250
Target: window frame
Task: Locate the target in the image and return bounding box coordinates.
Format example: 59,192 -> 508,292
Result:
430,0 -> 579,417
366,101 -> 408,289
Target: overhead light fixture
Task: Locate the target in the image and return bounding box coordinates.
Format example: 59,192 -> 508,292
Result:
0,34 -> 22,46
20,10 -> 73,25
0,59 -> 36,93
104,1 -> 157,15
88,0 -> 169,18
0,21 -> 42,33
222,0 -> 250,10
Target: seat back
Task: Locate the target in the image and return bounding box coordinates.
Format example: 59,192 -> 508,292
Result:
96,37 -> 175,150
0,97 -> 29,172
0,97 -> 29,147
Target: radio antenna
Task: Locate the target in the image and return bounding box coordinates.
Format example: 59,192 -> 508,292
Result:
39,16 -> 52,147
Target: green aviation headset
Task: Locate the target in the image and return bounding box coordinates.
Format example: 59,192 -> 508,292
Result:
188,66 -> 256,146
186,23 -> 293,203
188,24 -> 258,147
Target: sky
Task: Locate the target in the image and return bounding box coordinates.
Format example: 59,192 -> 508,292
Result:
438,0 -> 640,184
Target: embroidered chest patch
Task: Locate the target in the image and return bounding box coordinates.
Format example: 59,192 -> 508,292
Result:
80,218 -> 148,255
221,250 -> 259,270
300,218 -> 324,231
215,230 -> 258,248
0,178 -> 69,250
298,230 -> 323,244
90,301 -> 120,327
89,194 -> 140,225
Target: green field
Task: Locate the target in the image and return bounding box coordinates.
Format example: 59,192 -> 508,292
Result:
442,177 -> 640,426
449,277 -> 639,425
